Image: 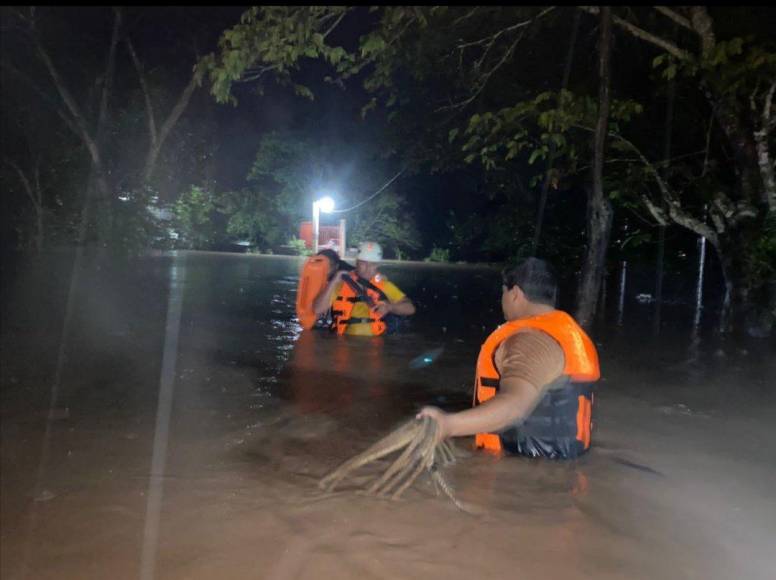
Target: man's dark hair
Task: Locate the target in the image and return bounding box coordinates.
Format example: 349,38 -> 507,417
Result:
502,257 -> 558,306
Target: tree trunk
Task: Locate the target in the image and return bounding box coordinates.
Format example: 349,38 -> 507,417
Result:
653,225 -> 665,333
32,8 -> 119,247
575,6 -> 613,329
654,68 -> 675,335
532,9 -> 580,255
578,6 -> 773,336
6,158 -> 45,254
715,216 -> 768,336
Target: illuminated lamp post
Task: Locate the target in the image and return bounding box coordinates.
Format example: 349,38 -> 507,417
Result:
312,195 -> 335,254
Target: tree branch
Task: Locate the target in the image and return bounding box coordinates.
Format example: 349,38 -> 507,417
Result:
29,17 -> 103,167
598,128 -> 720,244
143,68 -> 199,182
753,79 -> 776,211
97,7 -> 121,144
0,59 -> 82,138
452,6 -> 479,27
702,109 -> 714,177
578,6 -> 693,61
457,6 -> 555,51
438,22 -> 530,113
687,6 -> 716,59
321,9 -> 348,39
653,6 -> 692,31
4,158 -> 41,210
126,36 -> 158,149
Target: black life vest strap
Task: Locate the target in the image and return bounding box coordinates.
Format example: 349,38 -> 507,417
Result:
341,275 -> 390,303
474,377 -> 500,406
356,276 -> 390,302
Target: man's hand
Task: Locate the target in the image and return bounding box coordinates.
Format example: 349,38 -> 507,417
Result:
372,301 -> 392,317
416,406 -> 450,442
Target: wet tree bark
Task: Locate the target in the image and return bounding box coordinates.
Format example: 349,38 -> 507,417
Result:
575,7 -> 613,329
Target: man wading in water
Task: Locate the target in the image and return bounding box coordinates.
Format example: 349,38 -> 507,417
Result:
313,241 -> 415,336
419,257 -> 600,458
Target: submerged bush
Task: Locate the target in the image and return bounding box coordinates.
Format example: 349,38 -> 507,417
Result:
425,246 -> 450,262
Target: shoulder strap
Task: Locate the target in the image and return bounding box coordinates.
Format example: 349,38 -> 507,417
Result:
356,276 -> 390,302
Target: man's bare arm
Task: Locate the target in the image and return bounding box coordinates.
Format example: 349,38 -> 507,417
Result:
375,296 -> 415,317
417,330 -> 565,439
421,377 -> 543,439
312,273 -> 345,315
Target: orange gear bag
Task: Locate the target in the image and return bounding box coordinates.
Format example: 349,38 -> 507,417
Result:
296,256 -> 330,330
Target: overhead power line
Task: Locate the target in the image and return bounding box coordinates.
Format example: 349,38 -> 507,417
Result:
330,167 -> 406,214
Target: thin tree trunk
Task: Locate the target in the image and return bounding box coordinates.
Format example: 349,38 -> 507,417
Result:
33,165 -> 44,252
143,74 -> 198,183
654,226 -> 665,332
532,9 -> 581,254
127,35 -> 200,184
654,69 -> 675,335
31,8 -> 120,245
575,6 -> 613,329
5,159 -> 44,253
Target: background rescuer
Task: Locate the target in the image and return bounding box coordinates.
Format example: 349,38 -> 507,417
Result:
313,241 -> 415,336
419,258 -> 601,459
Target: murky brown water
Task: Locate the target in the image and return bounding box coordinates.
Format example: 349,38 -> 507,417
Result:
2,251 -> 775,579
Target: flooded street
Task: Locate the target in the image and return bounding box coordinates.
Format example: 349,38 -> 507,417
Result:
2,251 -> 775,580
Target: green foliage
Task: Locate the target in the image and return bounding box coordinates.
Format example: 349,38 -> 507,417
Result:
347,190 -> 421,259
234,130 -> 423,258
232,131 -> 344,247
218,188 -> 287,248
424,246 -> 450,262
201,5 -> 776,308
173,185 -> 225,249
651,35 -> 776,98
459,90 -> 644,190
111,188 -> 172,256
287,236 -> 311,256
197,6 -> 355,105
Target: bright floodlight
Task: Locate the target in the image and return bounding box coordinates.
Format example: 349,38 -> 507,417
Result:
317,196 -> 335,213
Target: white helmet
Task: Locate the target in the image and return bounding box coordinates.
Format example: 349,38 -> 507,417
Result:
357,241 -> 382,262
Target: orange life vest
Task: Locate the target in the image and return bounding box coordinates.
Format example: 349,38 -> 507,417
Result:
296,256 -> 331,330
474,310 -> 600,458
331,272 -> 389,336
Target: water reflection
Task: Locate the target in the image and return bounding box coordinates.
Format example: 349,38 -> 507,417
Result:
2,251 -> 775,580
140,252 -> 187,580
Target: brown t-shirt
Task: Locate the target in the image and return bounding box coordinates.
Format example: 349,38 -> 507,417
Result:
493,329 -> 566,399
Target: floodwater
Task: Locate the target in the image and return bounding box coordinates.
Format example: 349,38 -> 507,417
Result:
1,251 -> 775,580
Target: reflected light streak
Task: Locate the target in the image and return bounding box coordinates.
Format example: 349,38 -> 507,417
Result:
139,252 -> 187,580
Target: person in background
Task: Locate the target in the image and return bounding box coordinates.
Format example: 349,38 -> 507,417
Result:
313,241 -> 415,336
